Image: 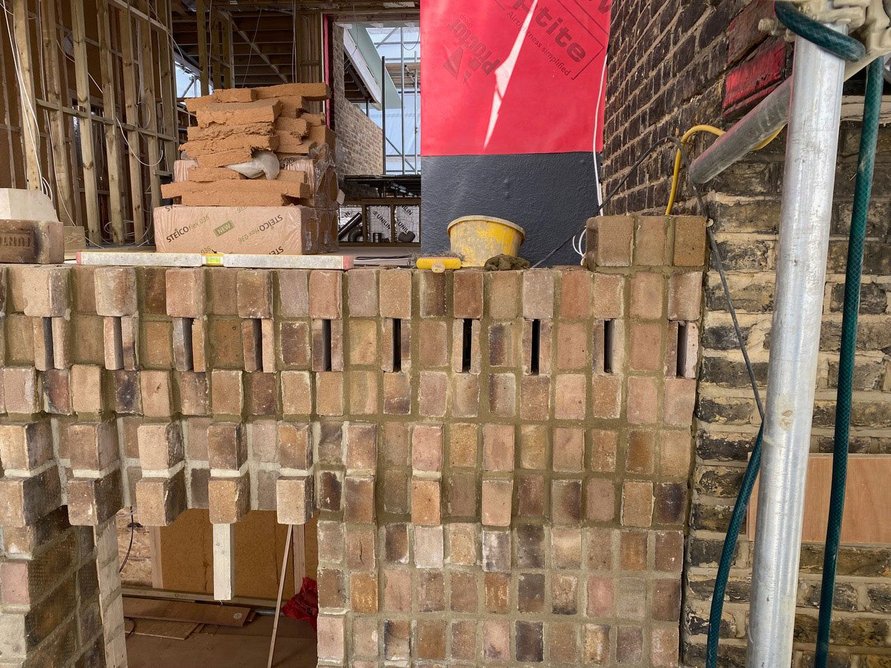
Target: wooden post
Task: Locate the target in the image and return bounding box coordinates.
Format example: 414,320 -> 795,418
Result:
196,0 -> 209,95
222,15 -> 234,88
11,0 -> 42,191
157,0 -> 177,176
71,0 -> 102,242
210,10 -> 221,90
38,0 -> 76,224
139,20 -> 162,211
97,0 -> 125,243
118,7 -> 145,242
212,523 -> 234,601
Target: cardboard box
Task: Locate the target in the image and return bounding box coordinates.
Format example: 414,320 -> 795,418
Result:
153,205 -> 323,255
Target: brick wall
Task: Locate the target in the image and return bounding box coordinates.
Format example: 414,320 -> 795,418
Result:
0,217 -> 703,665
332,25 -> 384,176
604,1 -> 891,664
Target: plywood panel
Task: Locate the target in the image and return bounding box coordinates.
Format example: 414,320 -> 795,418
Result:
747,454 -> 891,545
158,509 -> 316,601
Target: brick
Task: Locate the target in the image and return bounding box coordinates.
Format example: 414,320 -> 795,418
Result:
552,479 -> 582,525
629,321 -> 663,372
418,271 -> 447,317
207,318 -> 242,368
418,371 -> 448,417
444,471 -> 478,518
177,371 -> 209,416
615,577 -> 646,620
317,568 -> 345,609
378,269 -> 412,318
587,576 -> 614,617
451,619 -> 477,661
42,368 -> 71,414
139,266 -> 168,315
207,422 -> 246,470
137,422 -> 184,471
67,421 -> 118,471
635,216 -> 669,265
382,567 -> 411,611
584,624 -> 610,664
482,423 -> 515,472
4,367 -> 39,414
487,272 -> 520,319
587,478 -> 616,522
668,271 -> 703,320
590,429 -> 618,472
450,570 -> 478,613
350,572 -> 378,613
652,578 -> 681,621
346,268 -> 378,317
344,423 -> 376,470
593,273 -> 626,319
549,622 -> 580,663
210,369 -> 243,416
382,372 -> 411,415
664,377 -> 697,427
343,525 -> 376,571
620,530 -> 648,570
483,619 -> 510,660
554,374 -> 586,420
481,479 -> 512,527
552,526 -> 582,569
348,369 -> 378,415
140,320 -> 173,369
0,421 -> 53,471
418,320 -> 450,368
411,479 -> 441,525
558,269 -> 593,319
519,425 -> 548,469
416,619 -> 447,660
521,269 -> 554,319
520,375 -> 550,421
317,521 -> 344,565
626,430 -> 656,474
347,318 -> 377,367
413,525 -> 444,568
165,269 -> 205,318
94,267 -> 137,316
410,424 -> 442,472
660,430 -> 691,478
515,524 -> 545,568
651,626 -> 679,667
384,523 -> 409,563
280,370 -> 312,415
236,270 -> 274,319
139,370 -> 172,417
383,619 -> 410,660
136,471 -> 187,526
185,418 -> 210,460
488,373 -> 516,417
313,372 -> 342,416
417,569 -> 445,612
308,270 -> 342,319
594,216 -> 634,266
515,620 -> 543,662
70,365 -> 103,414
344,475 -> 375,523
448,423 -> 478,468
316,469 -> 342,512
482,529 -> 511,572
448,373 -> 477,418
616,625 -> 643,663
113,370 -> 142,414
276,475 -> 314,524
22,266 -> 70,317
655,481 -> 687,525
244,372 -> 278,415
627,376 -> 660,424
655,531 -> 684,572
279,321 -> 311,368
673,215 -> 707,266
317,614 -> 345,663
66,469 -> 124,526
276,269 -> 309,317
552,572 -> 579,615
208,473 -> 250,523
630,272 -> 664,319
381,468 -> 408,514
553,427 -> 584,471
0,467 -> 62,526
453,270 -> 484,318
622,480 -> 654,527
485,572 -> 510,613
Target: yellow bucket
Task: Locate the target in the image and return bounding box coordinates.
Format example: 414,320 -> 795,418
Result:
447,216 -> 526,267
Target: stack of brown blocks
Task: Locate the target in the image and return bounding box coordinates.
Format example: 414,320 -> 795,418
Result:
162,83 -> 334,207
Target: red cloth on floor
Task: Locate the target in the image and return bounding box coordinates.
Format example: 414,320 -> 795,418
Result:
281,577 -> 318,629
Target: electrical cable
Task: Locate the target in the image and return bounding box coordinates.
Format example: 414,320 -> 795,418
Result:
532,136 -> 674,268
814,55 -> 884,668
119,506 -> 138,574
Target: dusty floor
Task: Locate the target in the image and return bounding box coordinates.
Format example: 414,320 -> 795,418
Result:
126,615 -> 316,667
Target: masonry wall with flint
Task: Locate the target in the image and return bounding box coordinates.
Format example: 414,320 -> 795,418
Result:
0,214 -> 703,666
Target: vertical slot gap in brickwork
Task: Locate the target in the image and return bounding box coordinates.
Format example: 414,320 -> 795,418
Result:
110,316 -> 124,369
392,318 -> 402,372
322,319 -> 333,371
41,317 -> 54,369
603,319 -> 614,374
249,318 -> 263,370
180,318 -> 195,371
530,319 -> 541,375
676,321 -> 689,378
461,318 -> 473,373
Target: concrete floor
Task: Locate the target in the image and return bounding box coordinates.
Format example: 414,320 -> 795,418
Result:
126,615 -> 316,667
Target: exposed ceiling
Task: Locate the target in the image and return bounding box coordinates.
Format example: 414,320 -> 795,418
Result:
172,0 -> 419,87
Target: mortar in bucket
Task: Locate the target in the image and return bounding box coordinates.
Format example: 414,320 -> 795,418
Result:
447,216 -> 525,267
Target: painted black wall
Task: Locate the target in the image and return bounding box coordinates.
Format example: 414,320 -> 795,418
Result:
421,152 -> 602,266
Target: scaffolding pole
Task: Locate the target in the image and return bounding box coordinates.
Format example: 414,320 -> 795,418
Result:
746,30 -> 846,668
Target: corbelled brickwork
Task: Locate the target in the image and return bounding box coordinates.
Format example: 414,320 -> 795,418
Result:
604,1 -> 891,665
0,214 -> 704,666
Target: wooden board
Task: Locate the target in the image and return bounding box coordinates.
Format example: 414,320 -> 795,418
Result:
747,454 -> 891,544
122,597 -> 250,627
132,619 -> 199,640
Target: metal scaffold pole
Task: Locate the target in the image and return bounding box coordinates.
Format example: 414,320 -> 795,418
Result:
746,29 -> 846,668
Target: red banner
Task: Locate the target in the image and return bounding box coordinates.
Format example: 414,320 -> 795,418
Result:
421,0 -> 611,156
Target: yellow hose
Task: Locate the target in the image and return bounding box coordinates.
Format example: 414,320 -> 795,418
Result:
665,124 -> 783,215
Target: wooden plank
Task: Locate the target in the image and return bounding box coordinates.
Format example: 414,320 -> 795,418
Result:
291,525 -> 306,587
157,0 -> 177,175
132,619 -> 199,640
222,14 -> 234,89
210,11 -> 221,89
122,597 -> 250,627
748,454 -> 891,545
213,523 -> 234,601
70,0 -> 102,242
38,0 -> 76,225
97,0 -> 125,242
139,19 -> 162,211
11,0 -> 42,190
118,7 -> 145,242
196,0 -> 209,95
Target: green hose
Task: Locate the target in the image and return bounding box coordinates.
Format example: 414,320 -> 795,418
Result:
815,55 -> 884,667
774,2 -> 866,61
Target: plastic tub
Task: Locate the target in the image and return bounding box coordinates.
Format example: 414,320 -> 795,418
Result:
447,216 -> 525,267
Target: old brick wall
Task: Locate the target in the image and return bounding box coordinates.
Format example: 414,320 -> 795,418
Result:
332,25 -> 384,177
0,218 -> 703,665
604,1 -> 891,665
